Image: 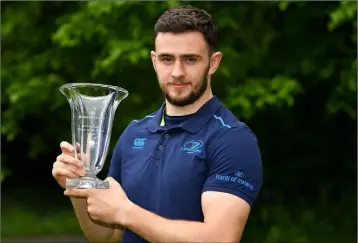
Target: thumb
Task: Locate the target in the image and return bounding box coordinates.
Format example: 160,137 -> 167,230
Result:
105,177 -> 118,185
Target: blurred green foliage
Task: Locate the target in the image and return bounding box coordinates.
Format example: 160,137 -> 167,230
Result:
1,1 -> 356,242
2,206 -> 81,238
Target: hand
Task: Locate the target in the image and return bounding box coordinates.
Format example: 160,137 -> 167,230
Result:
64,177 -> 132,225
52,141 -> 86,189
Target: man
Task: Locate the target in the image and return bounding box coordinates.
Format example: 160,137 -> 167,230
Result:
52,5 -> 263,243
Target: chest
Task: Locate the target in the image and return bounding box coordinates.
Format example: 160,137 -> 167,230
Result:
120,131 -> 208,194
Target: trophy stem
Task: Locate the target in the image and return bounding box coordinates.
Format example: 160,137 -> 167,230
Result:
66,175 -> 109,189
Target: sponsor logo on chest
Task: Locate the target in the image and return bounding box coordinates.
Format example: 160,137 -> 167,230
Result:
181,140 -> 203,154
132,138 -> 147,149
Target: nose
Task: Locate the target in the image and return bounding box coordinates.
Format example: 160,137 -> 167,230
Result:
171,60 -> 185,79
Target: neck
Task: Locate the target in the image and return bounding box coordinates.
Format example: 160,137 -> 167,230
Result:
165,88 -> 213,116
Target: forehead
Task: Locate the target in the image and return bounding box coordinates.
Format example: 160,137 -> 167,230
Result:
154,32 -> 208,55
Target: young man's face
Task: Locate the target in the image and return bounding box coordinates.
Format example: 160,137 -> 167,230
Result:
151,31 -> 221,107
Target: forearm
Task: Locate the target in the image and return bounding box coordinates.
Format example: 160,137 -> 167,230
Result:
122,203 -> 217,243
70,197 -> 123,243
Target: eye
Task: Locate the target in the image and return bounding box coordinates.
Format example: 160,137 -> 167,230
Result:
160,56 -> 173,64
186,57 -> 196,64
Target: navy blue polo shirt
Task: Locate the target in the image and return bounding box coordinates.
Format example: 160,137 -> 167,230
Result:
108,96 -> 263,243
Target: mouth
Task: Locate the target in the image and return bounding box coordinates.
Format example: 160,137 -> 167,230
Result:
169,83 -> 189,88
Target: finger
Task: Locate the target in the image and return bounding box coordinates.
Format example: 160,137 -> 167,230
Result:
105,177 -> 117,183
56,154 -> 82,168
53,161 -> 86,177
105,177 -> 121,189
74,144 -> 84,161
76,142 -> 81,152
60,141 -> 74,154
64,188 -> 90,197
77,152 -> 83,161
87,206 -> 98,220
52,167 -> 78,178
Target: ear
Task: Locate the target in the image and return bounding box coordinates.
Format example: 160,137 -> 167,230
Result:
208,51 -> 222,76
151,51 -> 157,72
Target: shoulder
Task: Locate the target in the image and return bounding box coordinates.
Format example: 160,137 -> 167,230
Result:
205,103 -> 261,166
114,110 -> 158,146
208,104 -> 258,144
128,111 -> 157,127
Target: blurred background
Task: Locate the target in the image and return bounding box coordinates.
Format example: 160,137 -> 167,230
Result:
1,1 -> 357,242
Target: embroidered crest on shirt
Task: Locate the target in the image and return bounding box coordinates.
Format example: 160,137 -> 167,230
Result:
132,138 -> 147,149
181,140 -> 203,154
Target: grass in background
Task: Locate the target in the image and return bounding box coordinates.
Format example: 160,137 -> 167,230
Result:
1,185 -> 83,240
2,203 -> 82,239
2,185 -> 356,242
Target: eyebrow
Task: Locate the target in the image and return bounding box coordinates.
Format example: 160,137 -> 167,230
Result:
157,53 -> 201,58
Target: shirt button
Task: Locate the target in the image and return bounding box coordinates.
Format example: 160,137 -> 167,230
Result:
164,134 -> 169,139
158,145 -> 163,151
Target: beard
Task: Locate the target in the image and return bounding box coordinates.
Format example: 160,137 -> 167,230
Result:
159,64 -> 210,107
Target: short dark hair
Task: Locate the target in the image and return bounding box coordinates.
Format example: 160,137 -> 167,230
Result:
153,5 -> 218,53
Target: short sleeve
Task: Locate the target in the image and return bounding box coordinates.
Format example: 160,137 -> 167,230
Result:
202,124 -> 263,207
107,138 -> 122,183
107,127 -> 128,183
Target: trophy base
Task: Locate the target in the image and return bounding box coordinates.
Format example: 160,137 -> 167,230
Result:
66,177 -> 109,189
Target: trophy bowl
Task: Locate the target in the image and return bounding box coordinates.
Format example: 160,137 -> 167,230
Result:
59,83 -> 128,189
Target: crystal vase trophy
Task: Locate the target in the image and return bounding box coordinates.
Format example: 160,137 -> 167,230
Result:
59,83 -> 128,189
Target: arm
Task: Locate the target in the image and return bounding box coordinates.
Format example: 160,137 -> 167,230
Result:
52,141 -> 124,243
70,197 -> 123,243
122,191 -> 250,243
73,132 -> 126,243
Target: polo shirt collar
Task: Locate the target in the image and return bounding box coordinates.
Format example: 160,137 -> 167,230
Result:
146,96 -> 222,134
